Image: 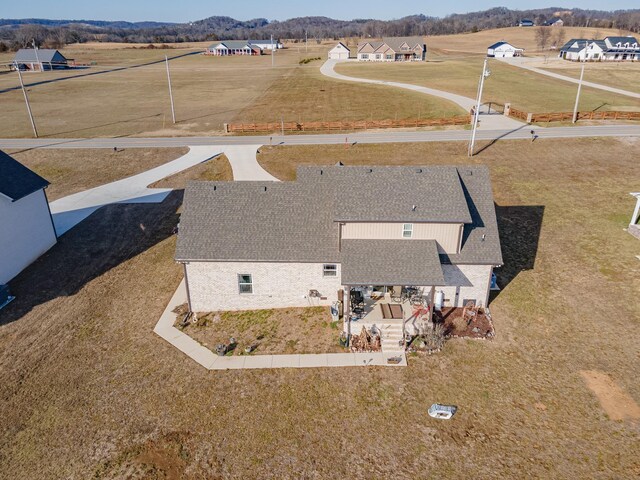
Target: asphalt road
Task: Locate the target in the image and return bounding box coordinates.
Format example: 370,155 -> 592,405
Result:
0,125 -> 639,150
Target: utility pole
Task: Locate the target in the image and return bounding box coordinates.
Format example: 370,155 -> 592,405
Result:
32,39 -> 41,72
271,35 -> 275,67
281,116 -> 284,137
165,55 -> 176,124
16,63 -> 38,137
572,42 -> 587,124
468,58 -> 490,157
305,30 -> 308,53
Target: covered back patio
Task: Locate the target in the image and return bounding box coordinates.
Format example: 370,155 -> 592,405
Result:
340,239 -> 446,351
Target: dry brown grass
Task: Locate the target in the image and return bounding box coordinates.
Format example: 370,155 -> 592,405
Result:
177,306 -> 345,355
335,53 -> 640,114
148,153 -> 233,189
426,26 -> 637,55
541,62 -> 640,94
7,147 -> 188,201
1,138 -> 639,478
0,40 -> 459,139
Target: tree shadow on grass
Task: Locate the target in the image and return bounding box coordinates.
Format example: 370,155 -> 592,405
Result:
492,205 -> 545,294
0,190 -> 183,326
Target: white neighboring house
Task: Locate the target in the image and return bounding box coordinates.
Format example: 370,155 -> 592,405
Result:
248,39 -> 283,50
328,42 -> 350,60
487,41 -> 524,58
176,165 -> 503,315
0,150 -> 57,285
559,36 -> 640,61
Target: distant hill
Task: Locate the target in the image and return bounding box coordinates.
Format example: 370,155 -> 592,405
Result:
0,18 -> 177,29
0,7 -> 638,50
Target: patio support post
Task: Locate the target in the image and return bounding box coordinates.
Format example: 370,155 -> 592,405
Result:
427,286 -> 435,324
344,286 -> 351,339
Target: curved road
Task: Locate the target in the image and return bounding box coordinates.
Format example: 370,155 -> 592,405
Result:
320,59 -> 524,130
499,57 -> 640,99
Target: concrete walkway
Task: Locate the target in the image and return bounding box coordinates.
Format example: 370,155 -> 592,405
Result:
499,57 -> 640,99
223,145 -> 279,181
154,280 -> 407,370
320,59 -> 525,130
49,144 -> 278,236
50,146 -> 224,235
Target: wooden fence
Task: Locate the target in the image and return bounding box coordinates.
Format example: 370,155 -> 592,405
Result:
509,108 -> 640,123
225,115 -> 471,133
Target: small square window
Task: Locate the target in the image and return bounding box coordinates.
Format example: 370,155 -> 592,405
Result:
402,223 -> 413,238
238,274 -> 253,294
323,264 -> 337,277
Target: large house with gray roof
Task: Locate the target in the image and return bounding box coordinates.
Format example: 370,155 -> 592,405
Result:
205,39 -> 283,56
559,36 -> 640,61
0,150 -> 57,285
176,165 -> 502,319
357,37 -> 426,62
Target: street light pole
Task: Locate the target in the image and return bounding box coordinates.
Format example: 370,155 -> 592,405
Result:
32,39 -> 42,72
16,63 -> 38,137
572,42 -> 587,124
468,58 -> 490,157
165,55 -> 176,124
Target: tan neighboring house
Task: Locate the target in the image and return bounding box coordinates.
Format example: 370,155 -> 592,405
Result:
175,165 -> 502,318
357,36 -> 426,62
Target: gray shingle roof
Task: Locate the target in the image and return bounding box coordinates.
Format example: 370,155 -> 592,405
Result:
176,165 -> 502,267
13,49 -> 67,64
209,41 -> 256,50
176,181 -> 339,263
341,239 -> 444,285
440,167 -> 503,265
382,37 -> 425,52
0,150 -> 49,202
297,166 -> 472,223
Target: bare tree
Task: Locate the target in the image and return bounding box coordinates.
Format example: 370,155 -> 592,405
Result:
535,26 -> 552,51
552,28 -> 567,48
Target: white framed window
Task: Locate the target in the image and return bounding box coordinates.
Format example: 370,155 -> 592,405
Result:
402,223 -> 413,238
238,274 -> 253,294
323,264 -> 337,277
361,53 -> 369,59
375,54 -> 381,59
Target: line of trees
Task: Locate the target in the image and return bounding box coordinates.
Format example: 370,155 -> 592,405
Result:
1,7 -> 639,52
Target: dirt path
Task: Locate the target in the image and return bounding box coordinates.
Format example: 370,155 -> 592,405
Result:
580,370 -> 640,421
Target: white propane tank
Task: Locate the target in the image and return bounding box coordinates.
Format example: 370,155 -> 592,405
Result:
435,290 -> 444,311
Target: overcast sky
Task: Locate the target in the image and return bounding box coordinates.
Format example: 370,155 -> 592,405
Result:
2,1 -> 632,22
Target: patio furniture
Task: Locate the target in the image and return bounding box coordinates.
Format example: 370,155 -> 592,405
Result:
350,290 -> 364,309
391,286 -> 403,303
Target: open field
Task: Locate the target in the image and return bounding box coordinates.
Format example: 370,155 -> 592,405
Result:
335,52 -> 640,114
7,147 -> 187,201
0,41 -> 460,139
424,26 -> 638,55
540,61 -> 640,94
1,137 -> 639,478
